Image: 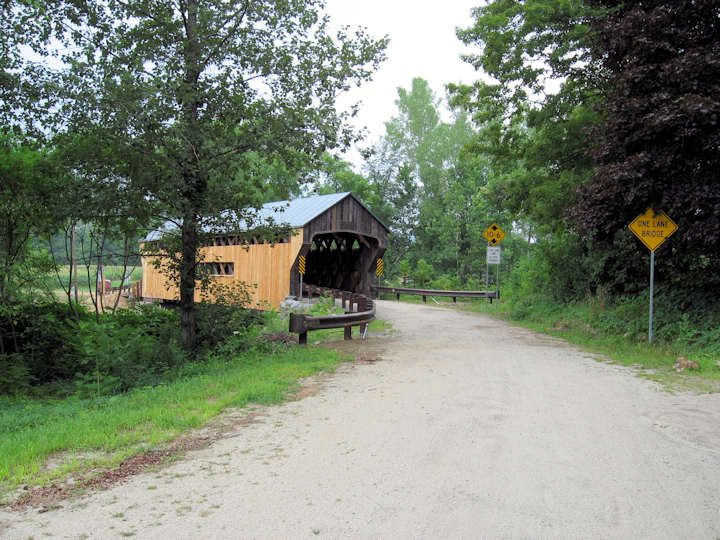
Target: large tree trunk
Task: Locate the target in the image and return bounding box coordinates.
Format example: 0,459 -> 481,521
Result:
179,0 -> 201,356
180,216 -> 198,355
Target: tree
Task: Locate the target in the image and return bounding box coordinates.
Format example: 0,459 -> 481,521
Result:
453,0 -> 605,122
368,78 -> 479,279
11,1 -> 387,354
451,0 -> 605,238
574,1 -> 720,269
447,1 -> 613,299
413,258 -> 432,287
0,134 -> 59,302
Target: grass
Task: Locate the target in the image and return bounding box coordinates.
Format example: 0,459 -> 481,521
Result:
302,317 -> 394,344
48,265 -> 142,290
294,293 -> 395,343
0,345 -> 346,501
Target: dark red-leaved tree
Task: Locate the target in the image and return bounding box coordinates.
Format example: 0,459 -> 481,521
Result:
572,0 -> 720,290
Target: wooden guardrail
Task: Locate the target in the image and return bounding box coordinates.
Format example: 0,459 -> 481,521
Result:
104,281 -> 142,298
372,285 -> 499,304
288,285 -> 375,345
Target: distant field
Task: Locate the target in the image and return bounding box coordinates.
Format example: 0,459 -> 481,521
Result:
48,265 -> 142,290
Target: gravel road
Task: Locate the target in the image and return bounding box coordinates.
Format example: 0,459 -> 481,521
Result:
2,300 -> 720,539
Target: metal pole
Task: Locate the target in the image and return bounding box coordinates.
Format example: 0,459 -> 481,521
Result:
649,250 -> 655,344
485,243 -> 490,300
300,274 -> 303,303
495,247 -> 500,298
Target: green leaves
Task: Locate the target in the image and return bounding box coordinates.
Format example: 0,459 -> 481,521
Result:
6,0 -> 387,352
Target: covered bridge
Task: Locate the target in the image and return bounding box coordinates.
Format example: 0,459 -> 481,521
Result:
141,192 -> 389,309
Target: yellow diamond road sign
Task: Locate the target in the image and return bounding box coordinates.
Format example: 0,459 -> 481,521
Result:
629,208 -> 678,252
483,223 -> 505,246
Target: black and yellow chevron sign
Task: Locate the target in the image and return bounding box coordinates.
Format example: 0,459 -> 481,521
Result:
298,255 -> 306,275
376,258 -> 384,277
483,223 -> 505,246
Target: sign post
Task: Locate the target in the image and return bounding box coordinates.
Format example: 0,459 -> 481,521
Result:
487,246 -> 501,300
483,224 -> 505,299
486,246 -> 501,265
628,208 -> 678,343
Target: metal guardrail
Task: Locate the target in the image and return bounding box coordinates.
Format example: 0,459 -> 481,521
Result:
372,285 -> 499,304
288,285 -> 375,345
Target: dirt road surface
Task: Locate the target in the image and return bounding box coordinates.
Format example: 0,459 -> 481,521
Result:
3,300 -> 720,538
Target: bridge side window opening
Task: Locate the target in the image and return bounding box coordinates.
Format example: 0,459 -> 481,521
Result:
200,262 -> 234,276
204,235 -> 289,247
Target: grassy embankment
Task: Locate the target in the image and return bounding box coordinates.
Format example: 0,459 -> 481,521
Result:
0,292 -> 387,501
0,346 -> 345,502
379,291 -> 720,391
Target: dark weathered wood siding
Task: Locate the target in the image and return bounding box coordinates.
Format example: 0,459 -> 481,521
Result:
302,195 -> 388,247
288,194 -> 388,297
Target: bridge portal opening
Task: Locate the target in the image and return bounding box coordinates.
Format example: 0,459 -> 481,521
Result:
304,232 -> 378,294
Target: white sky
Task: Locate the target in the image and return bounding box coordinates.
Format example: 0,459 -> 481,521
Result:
323,0 -> 484,168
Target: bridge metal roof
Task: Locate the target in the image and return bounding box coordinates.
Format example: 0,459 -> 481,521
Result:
142,192 -> 387,241
258,192 -> 351,228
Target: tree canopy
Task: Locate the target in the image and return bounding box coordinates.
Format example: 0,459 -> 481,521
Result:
575,0 -> 720,255
5,0 -> 387,353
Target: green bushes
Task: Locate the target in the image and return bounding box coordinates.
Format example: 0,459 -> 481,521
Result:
0,298 -> 270,398
0,301 -> 84,390
195,303 -> 265,356
72,315 -> 183,397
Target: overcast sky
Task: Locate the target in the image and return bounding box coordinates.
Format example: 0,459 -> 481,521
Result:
322,0 -> 484,167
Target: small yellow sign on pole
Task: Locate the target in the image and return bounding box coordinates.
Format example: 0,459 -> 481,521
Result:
298,255 -> 306,275
483,223 -> 505,246
628,208 -> 678,251
376,258 -> 384,277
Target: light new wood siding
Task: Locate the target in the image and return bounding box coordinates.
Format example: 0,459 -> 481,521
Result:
141,229 -> 304,309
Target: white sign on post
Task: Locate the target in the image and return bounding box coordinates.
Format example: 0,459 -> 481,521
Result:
487,246 -> 501,265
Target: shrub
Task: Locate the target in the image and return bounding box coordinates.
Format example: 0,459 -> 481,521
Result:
413,259 -> 433,287
73,316 -> 184,397
0,300 -> 187,397
0,301 -> 89,391
429,274 -> 461,290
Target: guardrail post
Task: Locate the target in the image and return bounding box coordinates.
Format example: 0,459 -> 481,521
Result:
344,326 -> 352,340
341,291 -> 347,309
452,296 -> 457,303
396,293 -> 400,302
289,313 -> 308,346
422,295 -> 427,303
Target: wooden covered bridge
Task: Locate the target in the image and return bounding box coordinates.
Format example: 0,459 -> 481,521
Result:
141,192 -> 389,309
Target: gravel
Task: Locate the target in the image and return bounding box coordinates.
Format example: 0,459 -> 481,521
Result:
2,300 -> 719,539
